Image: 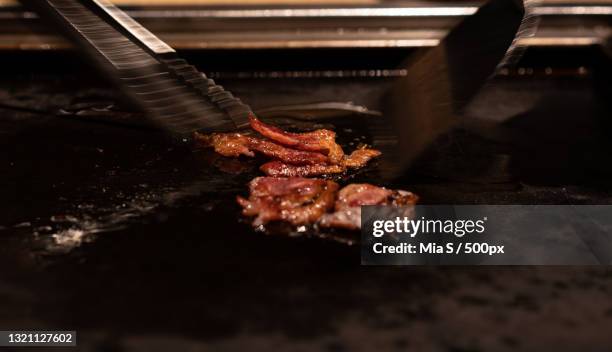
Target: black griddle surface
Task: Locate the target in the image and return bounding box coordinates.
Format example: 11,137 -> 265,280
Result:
2,70 -> 612,351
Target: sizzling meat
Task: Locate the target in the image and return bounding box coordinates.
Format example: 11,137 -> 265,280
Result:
342,147 -> 382,168
195,132 -> 328,165
238,178 -> 418,230
259,146 -> 381,177
200,114 -> 417,231
236,177 -> 338,226
260,161 -> 345,177
196,114 -> 380,177
319,184 -> 419,230
249,114 -> 345,163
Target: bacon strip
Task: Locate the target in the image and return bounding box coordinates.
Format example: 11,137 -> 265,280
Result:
319,184 -> 419,230
237,178 -> 418,229
247,176 -> 325,198
197,114 -> 381,177
249,114 -> 346,164
282,182 -> 338,225
236,177 -> 338,226
195,132 -> 328,165
259,146 -> 381,177
343,146 -> 382,169
260,161 -> 345,177
334,184 -> 393,209
195,132 -> 254,157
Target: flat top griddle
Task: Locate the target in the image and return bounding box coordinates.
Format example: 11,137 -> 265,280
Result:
1,48 -> 612,350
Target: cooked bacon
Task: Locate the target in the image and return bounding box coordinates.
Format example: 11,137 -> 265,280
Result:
247,176 -> 325,198
195,132 -> 328,165
199,115 -> 400,231
195,132 -> 253,157
343,146 -> 382,169
319,184 -> 419,230
238,178 -> 418,230
334,184 -> 393,209
259,146 -> 381,177
260,161 -> 345,177
389,190 -> 420,207
249,114 -> 346,164
197,114 -> 381,176
236,177 -> 338,226
282,181 -> 338,225
237,177 -> 326,222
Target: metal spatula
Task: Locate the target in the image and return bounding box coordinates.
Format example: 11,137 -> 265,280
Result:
385,0 -> 538,172
20,0 -> 253,136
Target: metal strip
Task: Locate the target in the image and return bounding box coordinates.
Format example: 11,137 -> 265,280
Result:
4,5 -> 612,19
90,0 -> 175,53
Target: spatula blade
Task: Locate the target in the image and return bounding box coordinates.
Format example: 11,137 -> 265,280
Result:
384,0 -> 538,174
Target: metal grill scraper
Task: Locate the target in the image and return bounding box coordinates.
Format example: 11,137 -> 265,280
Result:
20,0 -> 253,136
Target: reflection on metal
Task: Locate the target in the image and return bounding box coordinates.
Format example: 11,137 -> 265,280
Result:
91,0 -> 175,54
498,0 -> 541,68
0,36 -> 605,50
534,5 -> 612,15
178,39 -> 442,49
519,36 -> 602,45
126,5 -> 612,18
4,5 -> 612,18
126,7 -> 480,18
1,3 -> 610,49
